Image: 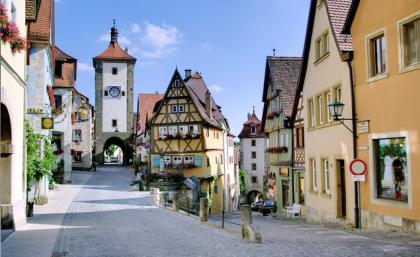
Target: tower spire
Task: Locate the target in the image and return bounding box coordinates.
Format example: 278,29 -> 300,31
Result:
110,19 -> 118,44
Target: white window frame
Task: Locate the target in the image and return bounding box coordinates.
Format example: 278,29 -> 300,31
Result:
184,156 -> 194,164
323,159 -> 330,194
171,105 -> 178,113
168,126 -> 178,136
72,129 -> 82,141
163,156 -> 172,165
251,126 -> 256,135
398,10 -> 420,73
179,125 -> 188,136
368,131 -> 412,208
173,156 -> 183,165
174,79 -> 180,87
158,127 -> 168,138
326,91 -> 332,122
311,159 -> 317,192
318,95 -> 324,125
178,105 -> 185,112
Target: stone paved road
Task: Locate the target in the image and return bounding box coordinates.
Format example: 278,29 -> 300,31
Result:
3,166 -> 420,257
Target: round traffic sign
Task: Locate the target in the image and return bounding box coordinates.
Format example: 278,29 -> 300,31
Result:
349,159 -> 367,176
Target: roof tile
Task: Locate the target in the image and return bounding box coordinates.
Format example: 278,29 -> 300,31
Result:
325,0 -> 353,52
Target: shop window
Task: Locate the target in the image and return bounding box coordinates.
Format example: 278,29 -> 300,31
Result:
374,137 -> 408,202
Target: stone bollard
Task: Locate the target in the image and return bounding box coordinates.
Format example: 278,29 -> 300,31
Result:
241,204 -> 262,243
149,188 -> 155,196
241,205 -> 252,225
172,192 -> 179,211
199,198 -> 208,222
154,188 -> 160,205
159,193 -> 166,206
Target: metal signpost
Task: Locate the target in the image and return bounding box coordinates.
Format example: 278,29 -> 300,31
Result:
349,159 -> 367,229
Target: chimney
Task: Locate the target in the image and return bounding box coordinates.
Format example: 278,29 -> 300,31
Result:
205,90 -> 212,118
185,69 -> 192,79
247,113 -> 251,120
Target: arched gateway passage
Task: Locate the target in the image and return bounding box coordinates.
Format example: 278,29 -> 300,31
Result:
1,103 -> 13,228
103,137 -> 126,165
247,190 -> 263,204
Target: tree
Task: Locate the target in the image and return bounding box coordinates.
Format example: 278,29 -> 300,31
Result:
239,168 -> 248,195
105,144 -> 118,157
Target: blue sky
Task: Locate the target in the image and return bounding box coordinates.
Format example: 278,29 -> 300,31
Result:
55,0 -> 310,136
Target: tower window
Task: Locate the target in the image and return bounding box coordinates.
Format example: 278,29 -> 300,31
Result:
112,67 -> 118,75
104,90 -> 108,96
251,126 -> 256,135
55,61 -> 63,78
122,91 -> 125,97
174,79 -> 180,87
112,119 -> 117,127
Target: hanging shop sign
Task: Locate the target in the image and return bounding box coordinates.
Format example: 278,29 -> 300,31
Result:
27,107 -> 43,114
41,117 -> 54,129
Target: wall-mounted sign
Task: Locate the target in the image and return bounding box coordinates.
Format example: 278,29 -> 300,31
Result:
27,107 -> 43,114
357,120 -> 369,134
280,167 -> 289,177
41,117 -> 54,129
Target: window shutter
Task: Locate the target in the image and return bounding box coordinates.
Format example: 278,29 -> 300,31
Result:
194,156 -> 202,167
152,156 -> 160,168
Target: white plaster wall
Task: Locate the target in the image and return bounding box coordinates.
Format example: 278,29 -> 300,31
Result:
102,62 -> 128,132
53,89 -> 73,182
302,4 -> 354,223
72,111 -> 93,169
240,137 -> 266,193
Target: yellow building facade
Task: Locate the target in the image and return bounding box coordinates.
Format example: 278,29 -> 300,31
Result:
344,0 -> 420,233
149,70 -> 227,210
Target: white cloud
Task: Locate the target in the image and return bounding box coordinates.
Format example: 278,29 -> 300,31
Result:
130,23 -> 141,34
99,33 -> 109,42
118,35 -> 132,45
141,22 -> 181,49
209,85 -> 224,93
78,62 -> 94,72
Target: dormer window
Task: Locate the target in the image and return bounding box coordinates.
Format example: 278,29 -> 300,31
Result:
174,79 -> 180,87
251,126 -> 256,135
55,61 -> 63,78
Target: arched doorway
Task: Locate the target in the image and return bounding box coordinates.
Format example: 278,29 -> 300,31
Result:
247,190 -> 263,204
103,137 -> 125,165
1,103 -> 13,228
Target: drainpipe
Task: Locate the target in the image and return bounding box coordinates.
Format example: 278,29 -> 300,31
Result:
347,59 -> 361,229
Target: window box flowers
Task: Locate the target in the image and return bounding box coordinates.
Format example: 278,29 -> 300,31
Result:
265,147 -> 287,153
0,3 -> 26,54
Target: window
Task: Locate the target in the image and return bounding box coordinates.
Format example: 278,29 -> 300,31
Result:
73,151 -> 82,162
308,98 -> 315,128
251,151 -> 256,159
54,95 -> 62,108
163,156 -> 172,165
207,157 -> 210,167
112,67 -> 118,75
122,91 -> 125,97
189,125 -> 199,135
310,159 -> 317,192
72,129 -> 82,141
104,90 -> 108,97
317,95 -> 325,125
251,126 -> 256,135
206,127 -> 209,137
252,176 -> 257,184
216,132 -> 219,139
368,33 -> 387,77
399,13 -> 420,69
112,119 -> 117,127
252,163 -> 257,170
174,79 -> 180,87
374,137 -> 408,202
168,126 -> 178,136
55,61 -> 63,77
179,125 -> 188,136
178,105 -> 185,112
321,159 -> 330,194
171,105 -> 178,113
251,140 -> 256,146
173,156 -> 182,165
315,31 -> 329,61
326,91 -> 332,122
10,3 -> 16,22
158,127 -> 168,138
184,156 -> 194,164
220,154 -> 223,164
333,85 -> 342,103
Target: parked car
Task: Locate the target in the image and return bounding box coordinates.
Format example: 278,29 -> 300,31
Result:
110,157 -> 118,163
251,201 -> 264,211
260,201 -> 276,216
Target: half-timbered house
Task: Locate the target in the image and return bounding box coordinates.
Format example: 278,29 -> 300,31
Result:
149,69 -> 230,210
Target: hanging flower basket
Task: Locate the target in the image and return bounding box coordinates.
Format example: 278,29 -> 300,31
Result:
0,3 -> 26,54
1,21 -> 19,43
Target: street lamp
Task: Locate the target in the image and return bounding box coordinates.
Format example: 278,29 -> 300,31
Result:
328,101 -> 354,133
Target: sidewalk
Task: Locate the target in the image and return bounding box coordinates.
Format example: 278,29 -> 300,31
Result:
1,171 -> 93,257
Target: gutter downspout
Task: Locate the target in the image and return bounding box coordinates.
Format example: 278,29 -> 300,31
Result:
347,59 -> 360,229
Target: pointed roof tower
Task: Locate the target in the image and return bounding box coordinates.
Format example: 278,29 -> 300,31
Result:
238,107 -> 264,138
93,20 -> 137,66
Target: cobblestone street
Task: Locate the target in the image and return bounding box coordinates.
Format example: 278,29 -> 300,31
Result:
2,166 -> 420,257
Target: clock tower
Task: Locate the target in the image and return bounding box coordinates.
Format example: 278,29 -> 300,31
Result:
93,21 -> 137,164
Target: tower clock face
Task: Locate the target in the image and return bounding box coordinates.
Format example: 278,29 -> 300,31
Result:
108,86 -> 121,97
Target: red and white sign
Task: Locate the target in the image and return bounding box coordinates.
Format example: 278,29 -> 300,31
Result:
349,159 -> 367,182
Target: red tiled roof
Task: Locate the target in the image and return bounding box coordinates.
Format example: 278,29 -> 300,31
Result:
136,93 -> 164,134
29,0 -> 53,43
325,0 -> 353,52
238,111 -> 265,138
94,43 -> 136,63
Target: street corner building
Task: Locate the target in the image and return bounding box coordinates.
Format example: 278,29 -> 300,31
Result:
93,22 -> 136,165
343,0 -> 420,233
148,69 -> 237,212
261,56 -> 301,216
298,0 -> 355,227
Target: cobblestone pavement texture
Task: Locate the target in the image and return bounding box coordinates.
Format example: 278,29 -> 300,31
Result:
3,166 -> 420,257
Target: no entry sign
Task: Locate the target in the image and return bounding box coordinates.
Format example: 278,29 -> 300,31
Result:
350,159 -> 367,182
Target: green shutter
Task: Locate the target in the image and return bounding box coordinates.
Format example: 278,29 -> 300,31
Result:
152,156 -> 160,168
194,156 -> 202,167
